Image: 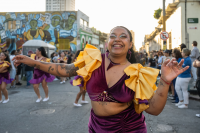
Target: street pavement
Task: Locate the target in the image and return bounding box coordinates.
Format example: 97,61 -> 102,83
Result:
0,79 -> 200,133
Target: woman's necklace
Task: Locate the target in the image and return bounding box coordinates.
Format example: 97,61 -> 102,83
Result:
106,53 -> 128,71
108,54 -> 128,65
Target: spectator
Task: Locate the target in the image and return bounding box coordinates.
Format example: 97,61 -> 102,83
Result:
190,41 -> 199,88
180,43 -> 186,51
57,51 -> 67,84
15,49 -> 22,85
67,52 -> 72,64
162,49 -> 172,63
24,51 -> 34,87
52,53 -> 59,63
171,49 -> 182,103
148,53 -> 156,68
193,56 -> 200,117
50,52 -> 56,63
4,50 -> 9,55
175,48 -> 191,109
9,50 -> 17,88
157,51 -> 163,70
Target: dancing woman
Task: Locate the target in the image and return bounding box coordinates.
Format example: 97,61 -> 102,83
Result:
0,52 -> 13,104
13,26 -> 188,132
70,50 -> 89,107
29,47 -> 55,103
57,51 -> 68,84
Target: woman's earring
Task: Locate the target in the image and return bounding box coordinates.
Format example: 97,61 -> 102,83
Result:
128,49 -> 132,59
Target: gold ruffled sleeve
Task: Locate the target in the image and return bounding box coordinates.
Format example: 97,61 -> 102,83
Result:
124,63 -> 159,114
45,58 -> 51,63
2,61 -> 10,67
73,44 -> 102,90
30,54 -> 36,60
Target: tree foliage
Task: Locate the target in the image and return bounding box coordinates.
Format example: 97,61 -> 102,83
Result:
154,8 -> 162,19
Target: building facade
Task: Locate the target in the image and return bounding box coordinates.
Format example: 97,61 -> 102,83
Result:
145,0 -> 200,52
46,0 -> 75,11
0,11 -> 77,52
76,10 -> 93,50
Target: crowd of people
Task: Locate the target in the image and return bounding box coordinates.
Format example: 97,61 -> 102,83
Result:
147,41 -> 200,117
0,48 -> 88,106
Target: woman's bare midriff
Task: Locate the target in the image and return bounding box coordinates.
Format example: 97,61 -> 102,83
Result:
91,101 -> 131,116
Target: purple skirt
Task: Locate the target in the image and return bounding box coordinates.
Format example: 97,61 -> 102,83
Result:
0,72 -> 14,84
88,104 -> 147,133
29,69 -> 55,84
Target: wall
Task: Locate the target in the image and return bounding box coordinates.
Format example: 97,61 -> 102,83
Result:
92,34 -> 99,48
166,5 -> 182,49
149,33 -> 162,52
0,11 -> 77,52
184,2 -> 200,50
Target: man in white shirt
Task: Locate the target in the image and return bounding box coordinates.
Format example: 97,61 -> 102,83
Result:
190,41 -> 199,88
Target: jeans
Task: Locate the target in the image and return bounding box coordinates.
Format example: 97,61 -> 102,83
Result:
175,77 -> 191,104
26,71 -> 33,86
172,78 -> 179,103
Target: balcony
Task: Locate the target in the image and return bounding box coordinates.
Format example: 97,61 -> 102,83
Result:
80,24 -> 92,32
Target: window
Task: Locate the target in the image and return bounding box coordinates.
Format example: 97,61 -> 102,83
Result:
80,19 -> 84,25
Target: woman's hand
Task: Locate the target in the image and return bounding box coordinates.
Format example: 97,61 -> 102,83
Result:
161,58 -> 189,83
12,55 -> 36,67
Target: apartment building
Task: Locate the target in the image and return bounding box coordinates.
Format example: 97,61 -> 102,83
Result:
46,0 -> 75,11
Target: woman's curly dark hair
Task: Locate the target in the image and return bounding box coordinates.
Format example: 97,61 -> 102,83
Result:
1,52 -> 12,72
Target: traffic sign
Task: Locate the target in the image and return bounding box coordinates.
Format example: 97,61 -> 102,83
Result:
160,31 -> 169,40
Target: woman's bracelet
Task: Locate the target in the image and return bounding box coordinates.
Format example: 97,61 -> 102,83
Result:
160,77 -> 171,85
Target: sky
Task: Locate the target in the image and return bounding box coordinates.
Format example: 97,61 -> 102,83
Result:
0,0 -> 172,50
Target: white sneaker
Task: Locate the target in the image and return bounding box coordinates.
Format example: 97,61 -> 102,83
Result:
175,102 -> 184,106
73,103 -> 82,107
81,100 -> 89,104
54,78 -> 58,81
63,81 -> 65,83
196,114 -> 200,118
3,99 -> 9,104
43,97 -> 49,102
36,97 -> 42,103
178,104 -> 188,109
0,100 -> 3,103
60,81 -> 63,84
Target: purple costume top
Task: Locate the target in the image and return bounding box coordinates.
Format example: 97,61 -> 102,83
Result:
87,54 -> 135,103
87,54 -> 147,133
29,55 -> 55,84
0,61 -> 14,84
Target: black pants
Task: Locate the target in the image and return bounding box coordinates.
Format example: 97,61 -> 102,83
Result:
195,79 -> 200,97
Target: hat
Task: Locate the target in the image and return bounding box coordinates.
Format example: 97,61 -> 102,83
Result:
28,50 -> 33,53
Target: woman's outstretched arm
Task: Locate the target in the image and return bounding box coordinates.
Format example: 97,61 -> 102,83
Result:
145,58 -> 189,116
13,55 -> 78,77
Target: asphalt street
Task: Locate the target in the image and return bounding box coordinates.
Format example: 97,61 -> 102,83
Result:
0,79 -> 200,133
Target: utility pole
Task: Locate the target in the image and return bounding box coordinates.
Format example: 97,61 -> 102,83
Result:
163,0 -> 167,50
185,0 -> 188,48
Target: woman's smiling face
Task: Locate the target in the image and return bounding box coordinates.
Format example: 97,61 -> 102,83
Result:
108,27 -> 132,56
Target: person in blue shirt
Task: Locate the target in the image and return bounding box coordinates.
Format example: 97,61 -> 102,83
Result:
175,48 -> 191,109
171,49 -> 182,103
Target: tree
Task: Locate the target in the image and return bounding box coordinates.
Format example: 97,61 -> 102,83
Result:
154,8 -> 162,19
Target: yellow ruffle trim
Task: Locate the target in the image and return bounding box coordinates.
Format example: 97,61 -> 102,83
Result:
0,61 -> 10,68
30,54 -> 51,63
30,54 -> 36,60
74,44 -> 102,90
124,63 -> 159,114
72,78 -> 82,86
